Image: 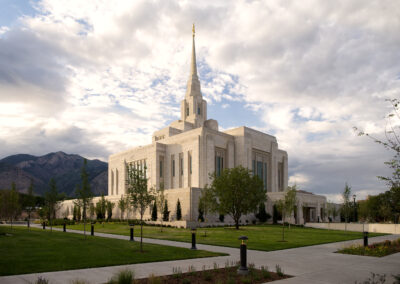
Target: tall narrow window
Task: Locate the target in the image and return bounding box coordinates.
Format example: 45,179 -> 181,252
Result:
189,154 -> 192,174
186,107 -> 189,116
159,160 -> 163,178
197,106 -> 201,115
215,148 -> 226,177
263,162 -> 267,190
111,170 -> 114,195
179,153 -> 183,188
180,157 -> 184,175
172,158 -> 175,177
116,169 -> 119,195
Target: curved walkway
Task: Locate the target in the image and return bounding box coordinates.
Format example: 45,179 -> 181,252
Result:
1,225 -> 399,284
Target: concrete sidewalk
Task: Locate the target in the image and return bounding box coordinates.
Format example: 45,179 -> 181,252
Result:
1,224 -> 399,284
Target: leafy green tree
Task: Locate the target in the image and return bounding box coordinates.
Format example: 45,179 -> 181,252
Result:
96,194 -> 106,220
106,201 -> 115,221
355,98 -> 400,222
75,159 -> 93,238
26,180 -> 35,230
126,165 -> 154,252
176,199 -> 182,221
206,166 -> 266,229
151,201 -> 157,221
44,179 -> 62,232
117,196 -> 127,220
341,183 -> 352,231
0,183 -> 21,229
198,185 -> 214,224
162,200 -> 169,222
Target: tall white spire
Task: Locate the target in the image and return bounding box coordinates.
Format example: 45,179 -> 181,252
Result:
190,23 -> 198,78
185,23 -> 201,98
181,24 -> 207,127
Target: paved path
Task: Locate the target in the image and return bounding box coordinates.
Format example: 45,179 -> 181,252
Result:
1,225 -> 399,284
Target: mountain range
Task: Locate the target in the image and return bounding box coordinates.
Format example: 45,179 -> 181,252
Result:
0,151 -> 108,197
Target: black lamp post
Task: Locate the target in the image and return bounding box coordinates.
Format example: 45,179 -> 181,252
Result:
63,221 -> 66,232
237,236 -> 249,275
129,223 -> 134,242
91,222 -> 94,236
363,231 -> 369,247
353,194 -> 357,222
191,228 -> 197,250
42,221 -> 46,230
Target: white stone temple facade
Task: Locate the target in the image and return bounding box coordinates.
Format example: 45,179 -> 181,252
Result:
59,27 -> 326,226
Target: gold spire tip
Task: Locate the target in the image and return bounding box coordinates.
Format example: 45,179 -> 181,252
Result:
192,23 -> 195,37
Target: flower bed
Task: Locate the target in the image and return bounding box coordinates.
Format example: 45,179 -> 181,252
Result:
337,238 -> 400,257
132,264 -> 291,284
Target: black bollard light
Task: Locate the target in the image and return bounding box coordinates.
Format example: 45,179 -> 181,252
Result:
91,222 -> 94,236
191,228 -> 197,250
237,236 -> 249,275
43,222 -> 46,230
129,223 -> 134,242
363,231 -> 369,247
63,222 -> 66,232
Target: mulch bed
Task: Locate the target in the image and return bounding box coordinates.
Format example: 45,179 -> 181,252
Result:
135,266 -> 291,284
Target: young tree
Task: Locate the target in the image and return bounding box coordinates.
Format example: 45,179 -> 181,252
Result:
126,165 -> 154,252
151,201 -> 158,221
73,204 -> 77,221
106,201 -> 115,221
275,199 -> 287,241
176,199 -> 182,221
89,203 -> 95,220
276,186 -> 298,241
44,179 -> 62,232
75,159 -> 93,238
285,186 -> 297,229
162,200 -> 169,222
155,183 -> 166,231
118,196 -> 127,220
342,183 -> 352,231
76,205 -> 82,221
26,180 -> 35,230
206,166 -> 266,229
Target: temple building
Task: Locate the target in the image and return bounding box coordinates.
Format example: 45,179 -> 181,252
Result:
59,26 -> 326,225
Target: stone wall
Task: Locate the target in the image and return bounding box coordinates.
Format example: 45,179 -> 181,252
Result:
305,222 -> 400,234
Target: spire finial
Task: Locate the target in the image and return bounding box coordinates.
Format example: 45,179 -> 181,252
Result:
192,23 -> 195,37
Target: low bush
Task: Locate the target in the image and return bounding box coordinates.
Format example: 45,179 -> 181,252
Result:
338,238 -> 400,257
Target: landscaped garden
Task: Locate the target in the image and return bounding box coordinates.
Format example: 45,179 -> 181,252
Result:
337,238 -> 400,257
58,222 -> 384,251
0,226 -> 224,276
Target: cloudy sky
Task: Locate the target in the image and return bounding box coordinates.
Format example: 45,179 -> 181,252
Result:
1,0 -> 399,202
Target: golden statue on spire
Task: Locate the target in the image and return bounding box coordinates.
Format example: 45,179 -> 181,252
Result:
192,23 -> 195,37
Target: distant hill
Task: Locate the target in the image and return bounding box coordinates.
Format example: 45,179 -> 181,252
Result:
0,151 -> 108,197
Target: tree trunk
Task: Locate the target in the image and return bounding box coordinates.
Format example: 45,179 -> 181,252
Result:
140,216 -> 143,252
282,220 -> 285,241
235,216 -> 240,230
84,218 -> 86,239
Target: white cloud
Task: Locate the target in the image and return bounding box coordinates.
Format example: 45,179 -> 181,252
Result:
0,0 -> 398,198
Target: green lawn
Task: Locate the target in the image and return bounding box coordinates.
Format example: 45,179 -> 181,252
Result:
60,223 -> 384,251
0,226 -> 223,276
